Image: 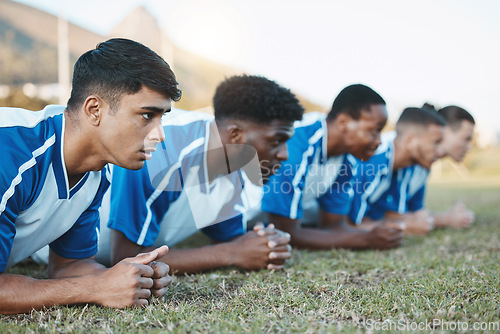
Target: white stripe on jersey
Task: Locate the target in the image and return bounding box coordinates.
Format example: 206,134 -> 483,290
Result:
0,105 -> 63,128
289,127 -> 324,219
0,134 -> 56,214
137,137 -> 205,245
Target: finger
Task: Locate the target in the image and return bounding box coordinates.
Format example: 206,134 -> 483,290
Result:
267,263 -> 284,270
152,275 -> 173,290
253,222 -> 265,231
257,227 -> 277,237
134,298 -> 149,308
269,244 -> 291,253
268,251 -> 291,261
126,250 -> 161,265
151,245 -> 169,260
267,235 -> 290,248
274,229 -> 291,238
134,287 -> 152,302
139,277 -> 154,289
152,287 -> 170,298
149,262 -> 170,278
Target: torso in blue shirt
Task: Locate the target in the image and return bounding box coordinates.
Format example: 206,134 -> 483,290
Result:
349,131 -> 428,224
262,112 -> 357,220
107,109 -> 246,248
0,106 -> 110,271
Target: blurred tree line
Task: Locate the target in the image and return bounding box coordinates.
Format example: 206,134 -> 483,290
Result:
0,88 -> 53,110
0,21 -> 59,85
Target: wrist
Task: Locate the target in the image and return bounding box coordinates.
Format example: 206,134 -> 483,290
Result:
215,241 -> 239,267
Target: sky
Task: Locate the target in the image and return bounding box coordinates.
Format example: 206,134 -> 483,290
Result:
12,0 -> 500,146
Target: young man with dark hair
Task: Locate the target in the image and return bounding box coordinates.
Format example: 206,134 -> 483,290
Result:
0,38 -> 181,314
412,104 -> 476,228
250,84 -> 403,250
97,75 -> 304,274
436,105 -> 475,162
349,106 -> 448,234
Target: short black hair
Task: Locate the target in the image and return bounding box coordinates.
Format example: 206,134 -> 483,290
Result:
327,84 -> 385,120
396,107 -> 446,132
213,75 -> 304,123
438,105 -> 475,131
67,38 -> 181,112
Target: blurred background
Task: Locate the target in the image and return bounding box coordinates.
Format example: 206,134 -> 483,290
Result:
1,0 -> 499,182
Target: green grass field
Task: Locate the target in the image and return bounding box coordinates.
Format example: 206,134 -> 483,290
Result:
1,182 -> 499,333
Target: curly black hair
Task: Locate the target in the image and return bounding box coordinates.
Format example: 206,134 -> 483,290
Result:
213,75 -> 304,123
67,38 -> 181,112
327,84 -> 385,120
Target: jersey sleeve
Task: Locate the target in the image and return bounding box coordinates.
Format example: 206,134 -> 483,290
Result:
107,164 -> 180,247
406,167 -> 428,212
201,214 -> 245,242
0,135 -> 39,272
49,169 -> 110,259
0,171 -> 30,272
317,157 -> 354,216
407,184 -> 426,212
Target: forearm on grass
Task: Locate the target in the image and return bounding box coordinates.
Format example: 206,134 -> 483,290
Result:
155,244 -> 235,275
110,229 -> 234,274
268,213 -> 370,250
0,272 -> 100,315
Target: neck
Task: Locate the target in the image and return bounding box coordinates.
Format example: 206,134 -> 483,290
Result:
205,120 -> 229,181
392,136 -> 413,170
325,119 -> 346,157
63,112 -> 106,187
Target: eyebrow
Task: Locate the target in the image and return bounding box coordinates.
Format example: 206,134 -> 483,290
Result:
141,106 -> 171,114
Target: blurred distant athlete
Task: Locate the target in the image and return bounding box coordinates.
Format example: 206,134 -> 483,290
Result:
250,84 -> 403,250
349,107 -> 447,234
0,38 -> 181,314
98,75 -> 304,274
422,104 -> 475,229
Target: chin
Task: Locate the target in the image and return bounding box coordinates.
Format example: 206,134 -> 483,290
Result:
125,160 -> 146,171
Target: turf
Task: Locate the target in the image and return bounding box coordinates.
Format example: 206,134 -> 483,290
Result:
1,183 -> 499,333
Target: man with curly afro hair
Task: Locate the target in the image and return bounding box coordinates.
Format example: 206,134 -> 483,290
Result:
98,75 -> 304,274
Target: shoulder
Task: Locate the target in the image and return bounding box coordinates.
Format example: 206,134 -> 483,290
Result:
289,111 -> 326,150
0,105 -> 64,128
162,108 -> 213,127
0,105 -> 64,175
294,112 -> 326,134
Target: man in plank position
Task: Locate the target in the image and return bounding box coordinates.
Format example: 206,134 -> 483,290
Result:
251,84 -> 403,250
0,38 -> 180,314
98,75 -> 304,273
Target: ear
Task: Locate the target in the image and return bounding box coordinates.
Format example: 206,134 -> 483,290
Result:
225,123 -> 244,144
82,95 -> 105,126
404,131 -> 419,152
335,113 -> 353,132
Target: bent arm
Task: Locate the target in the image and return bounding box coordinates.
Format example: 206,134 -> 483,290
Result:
49,250 -> 106,278
110,228 -> 291,274
268,213 -> 370,250
111,229 -> 232,274
0,272 -> 100,314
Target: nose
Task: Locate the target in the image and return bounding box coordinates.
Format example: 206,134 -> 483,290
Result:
149,120 -> 165,143
276,143 -> 289,162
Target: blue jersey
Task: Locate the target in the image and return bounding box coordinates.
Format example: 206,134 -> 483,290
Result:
349,131 -> 428,224
262,112 -> 357,220
0,106 -> 110,271
106,109 -> 247,248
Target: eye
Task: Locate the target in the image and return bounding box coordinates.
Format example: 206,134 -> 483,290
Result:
142,113 -> 152,120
